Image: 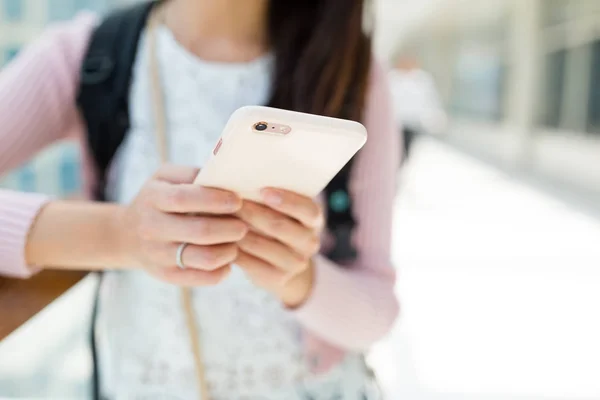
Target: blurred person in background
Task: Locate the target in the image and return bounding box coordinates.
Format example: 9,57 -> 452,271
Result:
389,55 -> 448,162
0,0 -> 399,398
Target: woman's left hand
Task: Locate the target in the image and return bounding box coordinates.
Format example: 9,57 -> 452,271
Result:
236,188 -> 324,307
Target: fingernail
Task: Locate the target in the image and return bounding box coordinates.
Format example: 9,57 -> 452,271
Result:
262,189 -> 282,206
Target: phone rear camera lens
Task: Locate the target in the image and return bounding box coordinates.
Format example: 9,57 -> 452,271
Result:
255,123 -> 268,131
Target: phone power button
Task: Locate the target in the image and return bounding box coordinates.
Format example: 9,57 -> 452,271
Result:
213,138 -> 223,155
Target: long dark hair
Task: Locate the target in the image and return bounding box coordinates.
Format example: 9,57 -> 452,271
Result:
268,0 -> 372,122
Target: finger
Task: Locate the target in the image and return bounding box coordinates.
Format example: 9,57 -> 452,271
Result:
140,213 -> 247,245
238,232 -> 307,273
153,164 -> 200,184
235,251 -> 286,289
237,202 -> 320,257
156,265 -> 232,287
148,243 -> 238,271
149,181 -> 242,214
260,188 -> 323,229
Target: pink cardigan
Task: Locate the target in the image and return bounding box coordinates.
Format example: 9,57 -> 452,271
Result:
0,14 -> 399,360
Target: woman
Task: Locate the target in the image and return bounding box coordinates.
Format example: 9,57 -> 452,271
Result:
0,0 -> 399,398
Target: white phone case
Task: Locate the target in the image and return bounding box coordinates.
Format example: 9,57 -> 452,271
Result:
194,106 -> 367,201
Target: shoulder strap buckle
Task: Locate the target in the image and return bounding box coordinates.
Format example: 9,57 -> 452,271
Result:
80,53 -> 114,85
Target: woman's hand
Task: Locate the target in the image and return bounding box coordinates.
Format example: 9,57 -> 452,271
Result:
235,188 -> 324,307
119,165 -> 248,286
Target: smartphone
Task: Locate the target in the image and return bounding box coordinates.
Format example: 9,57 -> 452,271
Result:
194,106 -> 367,201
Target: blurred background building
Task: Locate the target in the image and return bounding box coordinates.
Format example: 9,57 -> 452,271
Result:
0,0 -> 129,196
377,0 -> 600,201
1,0 -> 128,60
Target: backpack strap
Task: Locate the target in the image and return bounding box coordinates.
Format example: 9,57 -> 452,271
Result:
77,0 -> 159,201
324,159 -> 358,263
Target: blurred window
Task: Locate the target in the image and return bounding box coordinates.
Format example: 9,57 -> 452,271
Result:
588,40 -> 600,134
48,0 -> 76,21
48,0 -> 111,21
450,42 -> 505,121
581,0 -> 600,17
3,45 -> 19,64
74,0 -> 91,8
16,163 -> 37,192
542,0 -> 574,26
74,0 -> 108,13
2,0 -> 23,21
540,50 -> 567,129
59,143 -> 81,194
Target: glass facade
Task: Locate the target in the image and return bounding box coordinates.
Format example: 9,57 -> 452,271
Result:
447,19 -> 508,122
3,45 -> 19,63
47,0 -> 76,21
425,1 -> 599,134
538,0 -> 599,133
589,40 -> 600,134
0,0 -> 121,195
2,0 -> 23,21
450,45 -> 505,121
542,0 -> 572,26
541,50 -> 566,128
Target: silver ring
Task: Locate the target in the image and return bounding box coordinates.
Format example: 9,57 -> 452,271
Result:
176,243 -> 189,270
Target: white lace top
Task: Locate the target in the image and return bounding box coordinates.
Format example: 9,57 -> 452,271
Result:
96,26 -> 379,400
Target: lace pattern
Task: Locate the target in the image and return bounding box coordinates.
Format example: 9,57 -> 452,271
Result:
98,270 -> 380,399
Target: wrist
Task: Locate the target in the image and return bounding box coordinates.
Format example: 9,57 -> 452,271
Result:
109,205 -> 133,267
281,259 -> 315,308
24,200 -> 130,271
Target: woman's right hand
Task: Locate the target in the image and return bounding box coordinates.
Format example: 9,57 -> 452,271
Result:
119,165 -> 247,286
